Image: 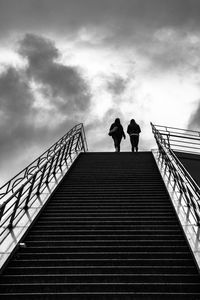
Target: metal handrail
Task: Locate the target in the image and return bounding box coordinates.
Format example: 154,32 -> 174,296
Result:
153,123 -> 200,136
152,124 -> 200,154
0,123 -> 87,238
151,122 -> 200,226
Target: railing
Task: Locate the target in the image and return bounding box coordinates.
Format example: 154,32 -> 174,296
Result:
151,124 -> 200,154
0,123 -> 87,240
151,122 -> 200,226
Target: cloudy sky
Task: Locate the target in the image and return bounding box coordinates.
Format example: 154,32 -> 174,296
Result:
0,0 -> 200,184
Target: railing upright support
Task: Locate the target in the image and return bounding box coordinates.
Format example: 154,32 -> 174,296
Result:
24,173 -> 37,209
0,203 -> 6,223
8,186 -> 24,228
0,123 -> 88,244
53,150 -> 62,176
75,133 -> 81,153
59,143 -> 67,169
36,162 -> 47,195
69,135 -> 75,158
64,140 -> 71,165
45,157 -> 54,185
80,131 -> 86,152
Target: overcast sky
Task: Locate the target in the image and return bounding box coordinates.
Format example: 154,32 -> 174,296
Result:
0,0 -> 200,184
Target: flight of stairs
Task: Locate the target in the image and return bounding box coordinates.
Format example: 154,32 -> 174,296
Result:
0,152 -> 200,299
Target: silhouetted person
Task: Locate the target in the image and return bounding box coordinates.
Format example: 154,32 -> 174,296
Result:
109,118 -> 126,152
127,119 -> 141,152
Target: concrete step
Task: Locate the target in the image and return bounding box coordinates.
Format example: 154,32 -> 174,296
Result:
11,258 -> 195,267
2,274 -> 200,284
1,151 -> 200,297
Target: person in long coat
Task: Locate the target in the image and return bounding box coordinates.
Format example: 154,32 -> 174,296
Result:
127,119 -> 141,152
109,118 -> 126,152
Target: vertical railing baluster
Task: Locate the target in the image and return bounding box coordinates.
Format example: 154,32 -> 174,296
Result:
75,133 -> 81,153
36,163 -> 47,195
64,140 -> 71,165
59,143 -> 67,169
53,149 -> 62,175
46,157 -> 54,184
82,125 -> 88,151
8,186 -> 24,228
69,135 -> 75,158
0,202 -> 6,223
24,173 -> 37,209
166,133 -> 170,148
80,131 -> 86,152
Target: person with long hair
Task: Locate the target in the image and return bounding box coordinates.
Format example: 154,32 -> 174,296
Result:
127,119 -> 141,152
108,118 -> 126,152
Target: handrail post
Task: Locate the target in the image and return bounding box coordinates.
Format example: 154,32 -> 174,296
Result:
82,125 -> 88,152
75,132 -> 81,153
166,133 -> 170,148
24,173 -> 37,209
80,131 -> 86,152
53,149 -> 62,176
0,202 -> 6,222
36,162 -> 48,195
45,157 -> 54,185
64,140 -> 71,165
59,143 -> 67,169
8,186 -> 24,229
69,135 -> 75,158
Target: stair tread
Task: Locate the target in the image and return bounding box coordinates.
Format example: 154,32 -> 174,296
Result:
1,152 -> 200,296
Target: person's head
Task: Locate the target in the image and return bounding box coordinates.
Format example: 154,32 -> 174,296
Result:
130,119 -> 136,125
115,118 -> 121,125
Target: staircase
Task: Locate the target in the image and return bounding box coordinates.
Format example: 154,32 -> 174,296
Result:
0,152 -> 200,299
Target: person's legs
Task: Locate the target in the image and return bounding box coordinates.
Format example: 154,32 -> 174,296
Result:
117,137 -> 122,152
134,136 -> 139,152
118,137 -> 122,152
113,137 -> 119,152
130,136 -> 135,152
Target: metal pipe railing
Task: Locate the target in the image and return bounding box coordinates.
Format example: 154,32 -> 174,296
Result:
151,122 -> 200,226
0,123 -> 87,241
152,124 -> 200,154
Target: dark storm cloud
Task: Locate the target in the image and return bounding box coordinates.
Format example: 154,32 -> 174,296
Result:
188,100 -> 200,130
0,67 -> 33,117
0,67 -> 35,152
0,65 -> 41,184
1,1 -> 200,75
19,34 -> 90,112
1,0 -> 199,77
0,33 -> 91,183
1,0 -> 200,40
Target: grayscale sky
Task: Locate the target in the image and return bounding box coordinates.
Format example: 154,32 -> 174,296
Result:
0,0 -> 200,184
